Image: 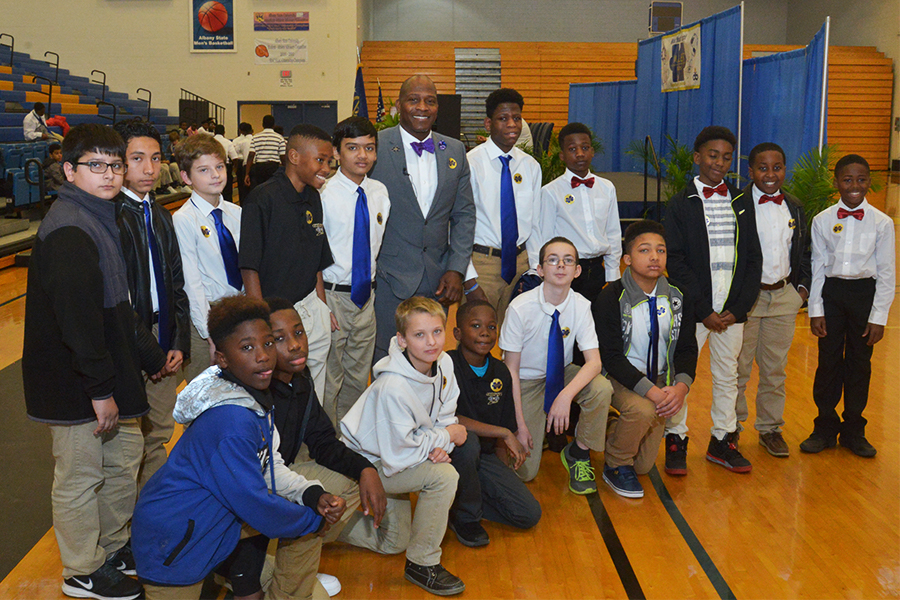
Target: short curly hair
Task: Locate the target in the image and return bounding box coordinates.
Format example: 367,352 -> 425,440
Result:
208,295 -> 271,348
693,126 -> 736,153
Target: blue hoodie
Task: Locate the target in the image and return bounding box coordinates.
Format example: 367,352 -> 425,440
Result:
133,367 -> 323,586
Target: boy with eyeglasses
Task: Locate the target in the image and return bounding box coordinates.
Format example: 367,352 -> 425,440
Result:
499,237 -> 612,492
23,123 -> 167,600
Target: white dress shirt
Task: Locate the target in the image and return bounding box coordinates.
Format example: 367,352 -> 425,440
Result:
23,110 -> 48,141
751,184 -> 792,285
627,285 -> 672,378
465,138 -> 542,279
808,199 -> 895,325
499,283 -> 598,380
232,134 -> 252,162
321,171 -> 391,285
122,188 -> 160,313
172,192 -> 243,338
399,126 -> 437,218
540,168 -> 622,281
214,134 -> 240,162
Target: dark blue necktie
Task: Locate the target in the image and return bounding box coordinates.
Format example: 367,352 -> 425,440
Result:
143,200 -> 169,351
499,154 -> 518,284
211,208 -> 242,291
351,186 -> 371,308
544,309 -> 564,412
647,296 -> 659,383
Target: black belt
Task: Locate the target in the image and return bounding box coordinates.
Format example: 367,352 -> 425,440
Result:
580,256 -> 605,266
323,281 -> 377,293
472,243 -> 526,258
760,279 -> 788,291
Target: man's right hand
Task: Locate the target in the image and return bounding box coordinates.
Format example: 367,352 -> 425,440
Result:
92,397 -> 119,435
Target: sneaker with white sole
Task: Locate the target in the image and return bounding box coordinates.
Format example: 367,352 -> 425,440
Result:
105,542 -> 136,576
317,573 -> 342,596
602,464 -> 644,498
61,563 -> 142,600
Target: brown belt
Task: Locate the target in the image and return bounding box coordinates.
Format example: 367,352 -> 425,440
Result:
472,243 -> 526,258
760,279 -> 788,291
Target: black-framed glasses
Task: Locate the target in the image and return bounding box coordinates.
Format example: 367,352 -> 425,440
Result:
75,160 -> 127,175
544,256 -> 577,267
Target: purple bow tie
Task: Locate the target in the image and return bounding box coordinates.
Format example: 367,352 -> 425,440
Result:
410,138 -> 435,156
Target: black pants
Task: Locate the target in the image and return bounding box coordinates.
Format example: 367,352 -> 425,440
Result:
812,277 -> 876,438
571,256 -> 607,303
222,161 -> 234,203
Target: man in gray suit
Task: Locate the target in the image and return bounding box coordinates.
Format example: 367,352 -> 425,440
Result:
371,75 -> 476,362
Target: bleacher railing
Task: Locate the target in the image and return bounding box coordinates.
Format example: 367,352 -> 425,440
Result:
137,88 -> 152,122
44,51 -> 60,84
96,100 -> 117,125
180,89 -> 225,128
31,75 -> 54,118
0,34 -> 12,67
91,70 -> 106,103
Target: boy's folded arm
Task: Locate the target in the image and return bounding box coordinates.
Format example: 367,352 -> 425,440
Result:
210,433 -> 323,539
265,438 -> 324,507
374,393 -> 451,473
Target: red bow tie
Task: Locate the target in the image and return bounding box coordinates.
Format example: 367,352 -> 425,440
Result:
837,207 -> 864,221
571,176 -> 595,189
702,183 -> 728,198
759,193 -> 784,205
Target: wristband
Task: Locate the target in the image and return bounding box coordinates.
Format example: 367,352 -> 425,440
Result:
464,282 -> 479,295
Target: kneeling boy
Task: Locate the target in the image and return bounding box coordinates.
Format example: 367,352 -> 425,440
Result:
593,221 -> 697,498
340,297 -> 467,596
448,300 -> 541,547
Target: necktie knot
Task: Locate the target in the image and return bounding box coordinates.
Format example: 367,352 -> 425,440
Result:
702,183 -> 728,199
499,154 -> 512,166
571,176 -> 595,189
410,138 -> 435,156
837,207 -> 864,221
759,193 -> 784,205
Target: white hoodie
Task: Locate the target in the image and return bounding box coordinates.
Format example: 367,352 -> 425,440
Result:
340,337 -> 459,476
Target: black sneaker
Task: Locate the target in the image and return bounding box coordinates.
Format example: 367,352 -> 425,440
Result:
61,562 -> 143,600
839,434 -> 877,457
799,431 -> 837,454
449,521 -> 490,547
602,464 -> 644,498
706,433 -> 752,473
664,433 -> 688,476
404,560 -> 465,596
105,541 -> 136,576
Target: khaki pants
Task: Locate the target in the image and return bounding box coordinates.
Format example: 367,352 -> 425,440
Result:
295,291 -> 332,403
339,460 -> 458,566
49,419 -> 143,577
138,323 -> 180,490
736,284 -> 803,434
144,581 -> 204,600
323,289 -> 376,427
517,364 -> 613,482
267,447 -> 361,600
471,249 -> 530,327
605,378 -> 666,473
667,322 -> 744,439
183,322 -> 214,386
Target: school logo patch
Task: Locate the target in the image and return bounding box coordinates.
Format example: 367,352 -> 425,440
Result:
514,173 -> 523,184
561,327 -> 571,338
448,158 -> 457,169
657,305 -> 667,317
200,225 -> 211,238
564,194 -> 575,204
788,218 -> 796,230
490,378 -> 503,392
833,223 -> 843,234
705,216 -> 711,226
376,212 -> 383,225
392,145 -> 400,153
438,140 -> 447,151
306,210 -> 313,225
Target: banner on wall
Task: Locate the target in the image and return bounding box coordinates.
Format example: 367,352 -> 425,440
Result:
191,0 -> 235,53
661,24 -> 700,92
254,12 -> 310,31
254,38 -> 308,65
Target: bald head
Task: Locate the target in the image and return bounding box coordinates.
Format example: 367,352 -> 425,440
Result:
399,75 -> 437,102
397,75 -> 438,140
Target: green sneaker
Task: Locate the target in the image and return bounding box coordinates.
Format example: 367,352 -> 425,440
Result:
561,442 -> 597,494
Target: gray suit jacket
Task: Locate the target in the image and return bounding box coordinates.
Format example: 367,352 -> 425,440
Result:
371,126 -> 475,299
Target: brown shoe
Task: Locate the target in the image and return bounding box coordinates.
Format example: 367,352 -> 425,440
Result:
759,431 -> 790,457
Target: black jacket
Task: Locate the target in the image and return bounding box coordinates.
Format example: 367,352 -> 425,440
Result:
23,183 -> 167,424
117,192 -> 191,356
741,185 -> 811,292
663,180 -> 762,323
270,371 -> 374,481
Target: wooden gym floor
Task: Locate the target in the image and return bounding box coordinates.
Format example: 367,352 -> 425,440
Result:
0,184 -> 897,600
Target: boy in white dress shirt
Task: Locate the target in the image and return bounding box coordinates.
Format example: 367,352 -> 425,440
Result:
463,88 -> 542,326
500,237 -> 612,492
172,134 -> 243,384
801,154 -> 895,457
540,122 -> 621,303
321,116 -> 391,425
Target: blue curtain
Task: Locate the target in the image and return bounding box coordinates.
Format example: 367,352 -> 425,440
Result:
740,23 -> 827,177
570,81 -> 637,172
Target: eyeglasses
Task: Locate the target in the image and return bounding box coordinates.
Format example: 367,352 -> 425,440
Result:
543,256 -> 577,267
75,161 -> 127,175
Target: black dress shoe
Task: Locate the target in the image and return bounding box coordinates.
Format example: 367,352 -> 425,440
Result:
449,521 -> 489,547
404,560 -> 465,596
839,435 -> 877,457
799,431 -> 837,454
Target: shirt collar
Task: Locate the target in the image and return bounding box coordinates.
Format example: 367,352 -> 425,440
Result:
751,184 -> 782,201
537,283 -> 571,316
121,187 -> 150,204
332,169 -> 368,193
399,126 -> 433,151
564,168 -> 594,182
189,192 -> 221,217
484,137 -> 515,162
837,198 -> 868,212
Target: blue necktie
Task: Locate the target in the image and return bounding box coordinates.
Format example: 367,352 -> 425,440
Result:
647,296 -> 659,384
211,208 -> 242,291
544,309 -> 565,412
143,200 -> 169,351
499,155 -> 518,284
351,186 -> 371,308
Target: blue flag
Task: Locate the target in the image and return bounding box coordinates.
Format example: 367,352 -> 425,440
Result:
353,64 -> 368,118
376,83 -> 385,123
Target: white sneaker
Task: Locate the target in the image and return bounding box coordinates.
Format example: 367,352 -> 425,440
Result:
316,573 -> 341,596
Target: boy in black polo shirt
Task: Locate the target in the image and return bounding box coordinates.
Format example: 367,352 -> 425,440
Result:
448,300 -> 541,548
240,124 -> 335,401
